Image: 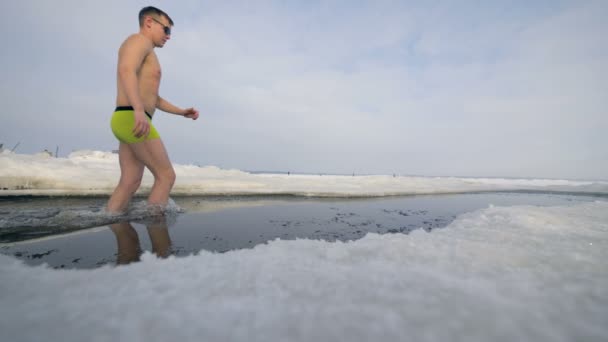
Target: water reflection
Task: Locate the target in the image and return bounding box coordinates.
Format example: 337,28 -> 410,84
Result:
2,193 -> 594,270
109,216 -> 172,265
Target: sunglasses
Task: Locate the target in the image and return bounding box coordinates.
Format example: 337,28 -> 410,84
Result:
151,17 -> 171,35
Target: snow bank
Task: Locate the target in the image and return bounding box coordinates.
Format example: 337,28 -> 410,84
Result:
2,150 -> 607,197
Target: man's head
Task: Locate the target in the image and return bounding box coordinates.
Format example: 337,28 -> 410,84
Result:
138,6 -> 174,48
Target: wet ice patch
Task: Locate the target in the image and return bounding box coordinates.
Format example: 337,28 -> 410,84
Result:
0,199 -> 183,242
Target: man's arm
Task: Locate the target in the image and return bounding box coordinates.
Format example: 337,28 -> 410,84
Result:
157,96 -> 199,120
157,96 -> 185,115
117,34 -> 153,137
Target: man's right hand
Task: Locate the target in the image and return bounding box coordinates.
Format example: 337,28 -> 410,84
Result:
132,110 -> 150,138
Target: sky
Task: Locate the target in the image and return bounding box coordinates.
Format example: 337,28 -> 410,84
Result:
0,1 -> 606,179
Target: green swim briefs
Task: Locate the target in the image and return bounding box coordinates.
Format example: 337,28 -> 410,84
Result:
110,106 -> 160,144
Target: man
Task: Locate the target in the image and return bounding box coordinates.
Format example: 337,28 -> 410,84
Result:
107,6 -> 199,213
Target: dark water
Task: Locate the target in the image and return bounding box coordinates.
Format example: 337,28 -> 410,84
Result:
0,192 -> 598,269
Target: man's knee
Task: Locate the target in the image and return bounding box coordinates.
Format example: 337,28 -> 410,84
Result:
157,167 -> 176,186
167,168 -> 176,186
120,175 -> 143,193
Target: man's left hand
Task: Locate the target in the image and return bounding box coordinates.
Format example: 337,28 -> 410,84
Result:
183,107 -> 199,120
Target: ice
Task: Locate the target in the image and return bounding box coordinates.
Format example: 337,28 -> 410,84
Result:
1,150 -> 607,196
0,201 -> 607,341
0,199 -> 183,242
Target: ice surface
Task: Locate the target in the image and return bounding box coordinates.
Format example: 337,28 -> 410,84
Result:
0,199 -> 183,242
1,150 -> 607,196
1,201 -> 607,342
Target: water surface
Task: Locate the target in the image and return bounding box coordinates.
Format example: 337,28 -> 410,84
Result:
0,192 -> 597,269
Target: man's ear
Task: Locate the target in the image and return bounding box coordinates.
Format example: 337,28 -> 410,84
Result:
143,16 -> 152,29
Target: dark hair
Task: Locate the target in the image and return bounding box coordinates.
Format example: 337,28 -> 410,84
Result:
139,6 -> 174,27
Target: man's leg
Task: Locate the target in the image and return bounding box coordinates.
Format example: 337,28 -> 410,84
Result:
107,142 -> 145,213
128,138 -> 176,206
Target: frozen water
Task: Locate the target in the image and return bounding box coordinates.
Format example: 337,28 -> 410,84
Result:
2,150 -> 607,196
0,200 -> 607,342
0,199 -> 183,242
1,150 -> 607,341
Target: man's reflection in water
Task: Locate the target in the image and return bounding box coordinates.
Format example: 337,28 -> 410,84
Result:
109,216 -> 172,265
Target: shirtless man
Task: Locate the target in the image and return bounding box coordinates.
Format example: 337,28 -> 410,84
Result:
107,6 -> 199,213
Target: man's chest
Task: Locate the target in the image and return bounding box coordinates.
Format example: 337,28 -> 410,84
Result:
141,52 -> 162,79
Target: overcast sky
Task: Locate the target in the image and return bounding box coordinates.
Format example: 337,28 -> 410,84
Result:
1,1 -> 606,179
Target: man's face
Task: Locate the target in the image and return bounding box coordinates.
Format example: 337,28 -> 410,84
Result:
149,16 -> 172,48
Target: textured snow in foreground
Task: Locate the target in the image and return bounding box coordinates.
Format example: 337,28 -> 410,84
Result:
1,201 -> 607,342
1,150 -> 607,196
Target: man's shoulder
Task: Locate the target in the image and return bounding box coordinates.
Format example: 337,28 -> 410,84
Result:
120,33 -> 153,52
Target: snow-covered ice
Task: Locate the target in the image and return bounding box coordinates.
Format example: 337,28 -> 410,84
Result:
1,150 -> 607,196
1,201 -> 607,342
1,150 -> 607,341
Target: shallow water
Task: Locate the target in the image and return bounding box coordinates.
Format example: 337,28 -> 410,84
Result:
0,192 -> 598,269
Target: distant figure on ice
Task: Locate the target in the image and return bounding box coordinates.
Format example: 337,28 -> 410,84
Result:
107,6 -> 199,213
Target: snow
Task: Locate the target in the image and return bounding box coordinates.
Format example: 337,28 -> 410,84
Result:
1,150 -> 607,196
1,201 -> 607,342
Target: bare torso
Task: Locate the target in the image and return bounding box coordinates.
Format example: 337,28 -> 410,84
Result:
116,38 -> 161,116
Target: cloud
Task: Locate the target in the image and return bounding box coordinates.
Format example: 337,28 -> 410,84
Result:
0,1 -> 606,179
